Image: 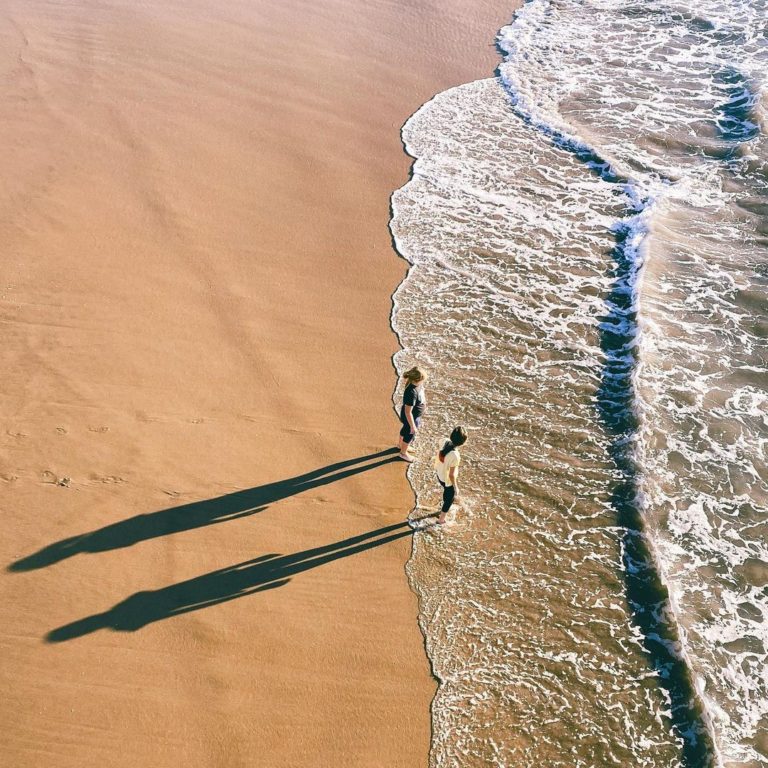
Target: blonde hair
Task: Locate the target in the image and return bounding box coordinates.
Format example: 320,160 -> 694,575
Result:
403,366 -> 425,384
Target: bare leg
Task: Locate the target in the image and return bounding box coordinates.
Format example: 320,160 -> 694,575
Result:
398,437 -> 415,461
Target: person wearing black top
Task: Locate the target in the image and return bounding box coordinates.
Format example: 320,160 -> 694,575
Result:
397,367 -> 426,462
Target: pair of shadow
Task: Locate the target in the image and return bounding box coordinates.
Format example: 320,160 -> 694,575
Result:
8,448 -> 414,642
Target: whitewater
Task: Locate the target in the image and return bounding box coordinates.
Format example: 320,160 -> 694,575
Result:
391,0 -> 767,765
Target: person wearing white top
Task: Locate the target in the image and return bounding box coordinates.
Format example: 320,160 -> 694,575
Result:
434,426 -> 468,525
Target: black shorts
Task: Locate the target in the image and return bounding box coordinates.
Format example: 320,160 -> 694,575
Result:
399,415 -> 421,444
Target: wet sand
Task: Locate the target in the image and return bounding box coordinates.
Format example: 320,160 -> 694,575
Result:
0,0 -> 513,765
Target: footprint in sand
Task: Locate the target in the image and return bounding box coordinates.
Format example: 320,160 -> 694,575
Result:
90,474 -> 125,484
88,426 -> 110,433
42,470 -> 71,487
136,411 -> 161,423
55,426 -> 68,435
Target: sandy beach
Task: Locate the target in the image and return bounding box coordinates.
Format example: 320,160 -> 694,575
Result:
0,0 -> 511,766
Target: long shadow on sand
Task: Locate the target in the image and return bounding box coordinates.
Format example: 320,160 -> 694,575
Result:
46,521 -> 414,643
9,449 -> 400,573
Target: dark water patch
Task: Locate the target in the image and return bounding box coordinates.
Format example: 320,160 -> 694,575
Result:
670,12 -> 717,33
714,68 -> 761,143
738,199 -> 768,217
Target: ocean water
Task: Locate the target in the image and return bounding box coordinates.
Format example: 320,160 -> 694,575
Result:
390,1 -> 767,766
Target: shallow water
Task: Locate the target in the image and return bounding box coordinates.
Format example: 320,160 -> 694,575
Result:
391,1 -> 767,765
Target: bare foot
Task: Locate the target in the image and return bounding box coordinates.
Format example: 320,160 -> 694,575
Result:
436,515 -> 447,525
398,453 -> 415,462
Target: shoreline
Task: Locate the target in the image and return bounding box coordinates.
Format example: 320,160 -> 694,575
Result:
0,1 -> 514,765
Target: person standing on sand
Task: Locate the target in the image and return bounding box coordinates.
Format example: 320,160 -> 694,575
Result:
397,367 -> 427,462
434,426 -> 467,524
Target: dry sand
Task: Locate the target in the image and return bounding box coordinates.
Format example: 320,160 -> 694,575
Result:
0,1 -> 512,765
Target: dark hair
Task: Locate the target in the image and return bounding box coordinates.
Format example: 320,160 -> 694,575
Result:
439,426 -> 467,460
450,426 -> 467,446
